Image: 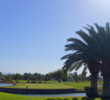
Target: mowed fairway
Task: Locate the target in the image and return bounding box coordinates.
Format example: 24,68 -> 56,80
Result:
2,83 -> 74,89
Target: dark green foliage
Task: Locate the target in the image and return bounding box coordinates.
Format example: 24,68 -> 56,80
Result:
38,81 -> 42,83
85,87 -> 99,98
22,72 -> 44,81
12,73 -> 22,83
31,80 -> 37,83
0,70 -> 69,83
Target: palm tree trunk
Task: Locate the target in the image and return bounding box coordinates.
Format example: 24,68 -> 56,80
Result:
102,75 -> 110,98
101,63 -> 110,98
85,73 -> 98,98
91,74 -> 97,89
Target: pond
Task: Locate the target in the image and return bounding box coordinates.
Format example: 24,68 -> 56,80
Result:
0,83 -> 13,86
0,83 -> 86,97
19,93 -> 86,97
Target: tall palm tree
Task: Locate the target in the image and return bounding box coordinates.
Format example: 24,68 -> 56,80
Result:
61,24 -> 102,95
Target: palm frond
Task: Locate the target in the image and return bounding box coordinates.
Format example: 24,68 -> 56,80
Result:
76,30 -> 93,45
61,54 -> 73,60
75,61 -> 83,71
68,60 -> 83,72
67,38 -> 87,47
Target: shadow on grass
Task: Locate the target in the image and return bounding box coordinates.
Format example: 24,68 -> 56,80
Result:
46,97 -> 98,100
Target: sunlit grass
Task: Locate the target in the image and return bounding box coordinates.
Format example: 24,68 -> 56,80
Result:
1,83 -> 73,89
0,92 -> 101,100
0,81 -> 103,90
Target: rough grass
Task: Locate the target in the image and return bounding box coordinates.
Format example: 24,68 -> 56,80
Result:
0,92 -> 101,100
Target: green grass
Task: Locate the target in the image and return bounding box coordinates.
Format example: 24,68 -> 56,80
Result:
0,82 -> 102,90
12,80 -> 60,83
14,80 -> 27,83
0,92 -> 101,100
62,82 -> 102,91
1,83 -> 74,89
0,82 -> 103,100
62,82 -> 90,90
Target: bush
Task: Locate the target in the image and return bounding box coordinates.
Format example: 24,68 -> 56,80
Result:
31,80 -> 37,83
27,80 -> 30,83
38,81 -> 42,83
85,87 -> 100,98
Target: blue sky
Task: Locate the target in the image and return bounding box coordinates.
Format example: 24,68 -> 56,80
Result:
0,0 -> 110,74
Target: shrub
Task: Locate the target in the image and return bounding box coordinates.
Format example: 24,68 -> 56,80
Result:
31,80 -> 37,83
38,81 -> 42,84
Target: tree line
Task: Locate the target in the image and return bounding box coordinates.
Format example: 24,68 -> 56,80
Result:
0,69 -> 89,83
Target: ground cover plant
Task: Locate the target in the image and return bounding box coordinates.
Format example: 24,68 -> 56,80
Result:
0,92 -> 101,100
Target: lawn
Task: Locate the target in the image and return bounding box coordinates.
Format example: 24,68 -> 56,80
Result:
1,83 -> 73,89
0,82 -> 102,90
62,82 -> 90,90
0,92 -> 101,100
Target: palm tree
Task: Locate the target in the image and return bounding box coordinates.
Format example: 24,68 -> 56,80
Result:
62,23 -> 110,98
61,24 -> 102,97
96,23 -> 110,98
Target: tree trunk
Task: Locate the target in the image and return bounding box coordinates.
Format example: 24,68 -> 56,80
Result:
101,62 -> 110,98
85,73 -> 99,98
91,74 -> 97,89
102,75 -> 110,98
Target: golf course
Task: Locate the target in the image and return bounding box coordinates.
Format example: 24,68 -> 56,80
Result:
0,81 -> 102,100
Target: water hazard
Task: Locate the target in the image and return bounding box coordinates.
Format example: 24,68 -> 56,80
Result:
19,93 -> 86,97
0,83 -> 13,86
0,83 -> 86,97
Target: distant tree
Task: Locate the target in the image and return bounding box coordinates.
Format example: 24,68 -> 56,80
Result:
80,69 -> 87,81
44,74 -> 51,81
49,69 -> 68,83
5,74 -> 13,83
0,72 -> 3,80
22,73 -> 31,80
12,73 -> 22,82
72,72 -> 79,82
86,75 -> 91,81
33,73 -> 43,81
